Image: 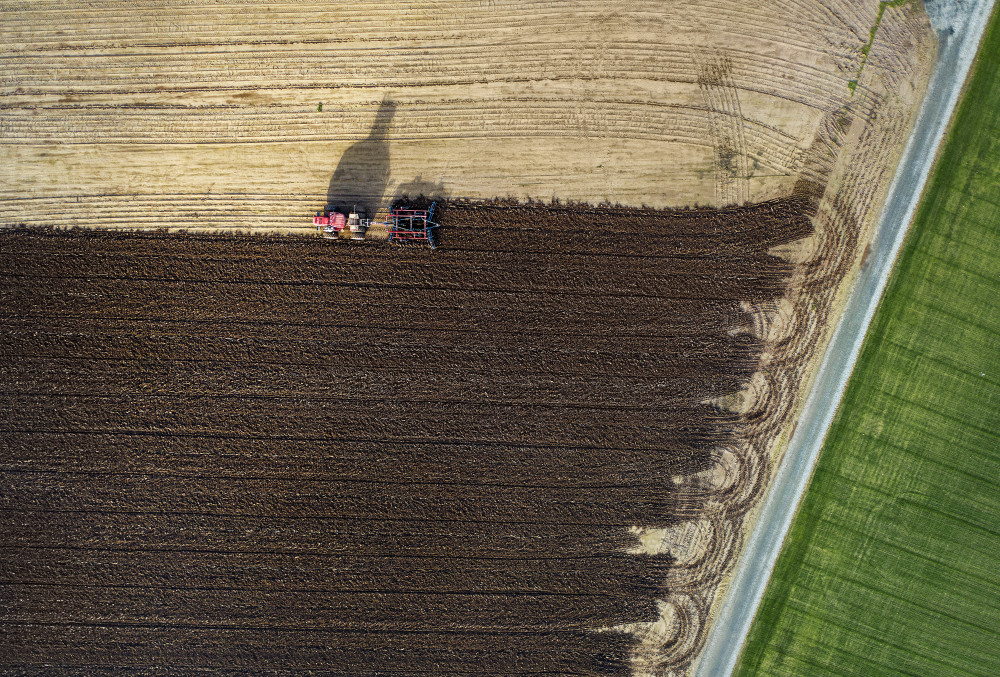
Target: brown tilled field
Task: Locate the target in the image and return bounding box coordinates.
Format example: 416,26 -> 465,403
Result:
0,0 -> 937,674
1,195 -> 816,674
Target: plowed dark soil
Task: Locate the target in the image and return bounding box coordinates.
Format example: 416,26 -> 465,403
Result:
0,193 -> 816,675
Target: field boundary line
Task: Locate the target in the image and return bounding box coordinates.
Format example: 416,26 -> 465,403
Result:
692,1 -> 998,675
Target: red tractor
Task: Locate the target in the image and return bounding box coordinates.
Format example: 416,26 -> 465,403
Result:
313,203 -> 438,248
314,209 -> 366,240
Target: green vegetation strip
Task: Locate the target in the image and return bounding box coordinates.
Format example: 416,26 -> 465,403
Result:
850,0 -> 911,94
736,9 -> 1000,677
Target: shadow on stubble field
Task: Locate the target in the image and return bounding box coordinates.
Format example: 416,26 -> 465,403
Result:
326,96 -> 395,216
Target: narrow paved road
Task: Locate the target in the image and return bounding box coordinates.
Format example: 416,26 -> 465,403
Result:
693,2 -> 997,675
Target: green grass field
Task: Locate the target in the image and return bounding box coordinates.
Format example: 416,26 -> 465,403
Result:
735,9 -> 1000,677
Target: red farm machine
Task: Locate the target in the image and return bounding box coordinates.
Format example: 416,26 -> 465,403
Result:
313,203 -> 439,249
313,208 -> 366,240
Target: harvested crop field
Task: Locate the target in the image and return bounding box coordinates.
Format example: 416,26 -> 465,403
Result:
1,0 -> 940,674
0,195 -> 818,675
2,0 -> 932,230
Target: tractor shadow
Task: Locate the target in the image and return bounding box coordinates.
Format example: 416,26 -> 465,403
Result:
392,175 -> 450,210
326,96 -> 451,242
326,96 -> 395,216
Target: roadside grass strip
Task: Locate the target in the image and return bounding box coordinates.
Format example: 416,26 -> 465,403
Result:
735,8 -> 1000,677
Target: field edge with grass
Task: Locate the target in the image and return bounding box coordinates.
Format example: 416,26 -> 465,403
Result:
734,5 -> 1000,676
